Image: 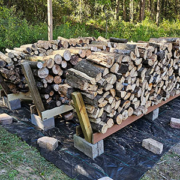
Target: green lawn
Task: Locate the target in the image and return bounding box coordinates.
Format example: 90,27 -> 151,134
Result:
0,126 -> 72,180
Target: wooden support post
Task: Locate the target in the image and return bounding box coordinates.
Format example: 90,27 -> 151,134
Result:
47,0 -> 53,40
72,92 -> 93,143
21,62 -> 45,117
0,73 -> 11,95
41,105 -> 73,120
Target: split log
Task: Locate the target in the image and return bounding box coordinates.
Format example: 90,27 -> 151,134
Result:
87,52 -> 116,68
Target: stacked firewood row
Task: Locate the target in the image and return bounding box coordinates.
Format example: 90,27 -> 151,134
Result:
0,50 -> 29,93
0,40 -> 61,93
20,37 -> 131,112
66,37 -> 180,134
27,37 -> 101,111
0,36 -> 129,95
0,37 -> 94,95
15,40 -> 59,56
1,35 -> 180,134
0,36 -> 120,95
29,50 -> 76,110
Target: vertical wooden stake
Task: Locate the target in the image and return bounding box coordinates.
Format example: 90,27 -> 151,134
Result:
47,0 -> 53,40
21,62 -> 45,117
72,92 -> 93,143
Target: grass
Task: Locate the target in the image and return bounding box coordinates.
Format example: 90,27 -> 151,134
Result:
141,144 -> 180,180
0,126 -> 72,180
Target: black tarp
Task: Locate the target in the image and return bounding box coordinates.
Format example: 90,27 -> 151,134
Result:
1,97 -> 180,180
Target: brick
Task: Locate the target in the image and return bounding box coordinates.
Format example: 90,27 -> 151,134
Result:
31,114 -> 55,131
144,108 -> 159,121
170,118 -> 180,129
2,97 -> 21,110
98,177 -> 113,180
142,138 -> 163,154
0,113 -> 13,125
74,134 -> 104,159
37,136 -> 58,151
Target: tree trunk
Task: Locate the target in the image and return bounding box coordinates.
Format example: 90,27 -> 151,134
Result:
129,0 -> 134,22
161,0 -> 165,17
115,0 -> 120,20
156,0 -> 160,25
139,0 -> 142,22
123,0 -> 127,21
140,0 -> 146,21
148,0 -> 151,14
165,0 -> 168,18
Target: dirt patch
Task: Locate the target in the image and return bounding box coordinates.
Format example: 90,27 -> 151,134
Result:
141,143 -> 180,180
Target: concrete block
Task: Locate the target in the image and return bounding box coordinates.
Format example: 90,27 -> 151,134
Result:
0,113 -> 13,125
142,138 -> 163,154
170,118 -> 180,129
145,108 -> 159,121
37,136 -> 58,151
2,96 -> 21,110
98,177 -> 113,180
74,134 -> 104,159
31,114 -> 55,131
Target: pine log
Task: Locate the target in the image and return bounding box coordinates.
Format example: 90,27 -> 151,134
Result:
52,50 -> 71,61
110,37 -> 128,43
0,52 -> 12,64
38,68 -> 49,78
91,121 -> 108,134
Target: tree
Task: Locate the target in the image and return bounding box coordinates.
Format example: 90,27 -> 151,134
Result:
129,0 -> 134,22
140,0 -> 146,21
123,0 -> 127,21
148,0 -> 151,14
156,0 -> 160,25
114,0 -> 119,20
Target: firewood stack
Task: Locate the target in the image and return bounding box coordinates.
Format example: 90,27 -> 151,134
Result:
0,37 -> 93,93
14,40 -> 59,56
66,37 -> 180,134
29,49 -> 76,110
0,40 -> 61,94
0,51 -> 29,93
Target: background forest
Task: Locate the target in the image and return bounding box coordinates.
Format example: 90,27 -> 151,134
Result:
0,0 -> 180,51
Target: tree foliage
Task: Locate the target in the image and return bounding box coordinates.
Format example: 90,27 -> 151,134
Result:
0,0 -> 180,51
1,0 -> 179,25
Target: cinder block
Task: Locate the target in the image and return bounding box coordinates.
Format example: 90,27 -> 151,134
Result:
31,114 -> 55,131
145,108 -> 159,121
2,97 -> 21,110
37,136 -> 58,151
142,138 -> 163,154
74,134 -> 104,159
0,113 -> 13,125
170,118 -> 180,129
98,177 -> 113,180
